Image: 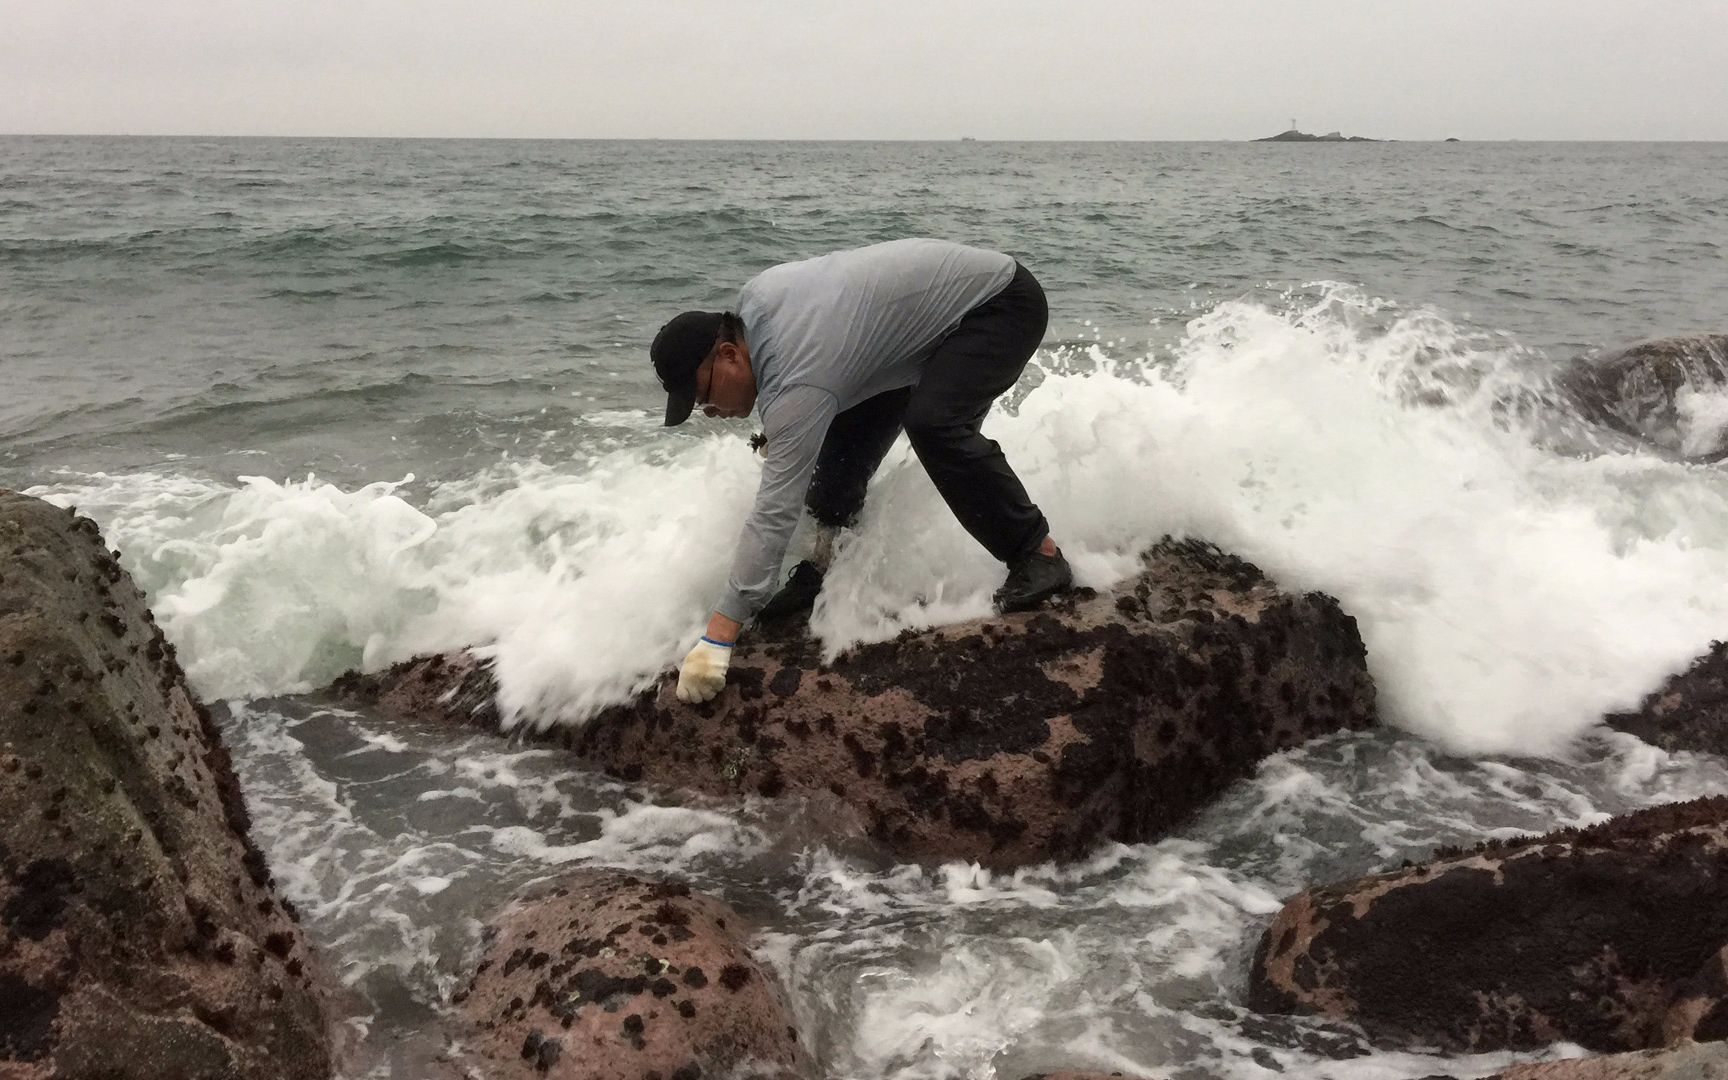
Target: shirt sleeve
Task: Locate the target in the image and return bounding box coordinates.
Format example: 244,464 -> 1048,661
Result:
714,384 -> 839,624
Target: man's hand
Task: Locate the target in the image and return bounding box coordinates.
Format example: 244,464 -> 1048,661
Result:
676,637 -> 733,703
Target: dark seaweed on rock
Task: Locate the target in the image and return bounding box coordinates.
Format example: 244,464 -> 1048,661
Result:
454,869 -> 809,1080
339,537 -> 1378,869
1602,639 -> 1728,758
1250,795 -> 1728,1056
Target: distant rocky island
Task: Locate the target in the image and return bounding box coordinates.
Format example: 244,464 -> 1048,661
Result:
1254,128 -> 1381,142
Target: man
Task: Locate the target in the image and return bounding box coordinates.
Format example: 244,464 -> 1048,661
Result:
651,238 -> 1071,704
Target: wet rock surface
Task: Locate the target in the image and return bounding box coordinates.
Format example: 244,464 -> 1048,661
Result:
1605,641 -> 1728,757
0,491 -> 333,1078
1665,946 -> 1728,1045
327,648 -> 501,731
1558,334 -> 1728,461
1017,1073 -> 1156,1080
340,538 -> 1378,868
1249,796 -> 1728,1054
1486,1040 -> 1728,1080
453,869 -> 809,1080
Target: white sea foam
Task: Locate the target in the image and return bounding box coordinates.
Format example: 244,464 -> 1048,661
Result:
222,706 -> 1724,1079
1677,383 -> 1728,459
765,828 -> 1530,1080
31,287 -> 1728,755
217,703 -> 494,1002
483,802 -> 770,873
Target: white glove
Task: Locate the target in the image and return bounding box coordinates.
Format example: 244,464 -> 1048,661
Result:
676,637 -> 733,703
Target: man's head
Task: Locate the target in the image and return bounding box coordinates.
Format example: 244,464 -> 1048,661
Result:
650,310 -> 756,425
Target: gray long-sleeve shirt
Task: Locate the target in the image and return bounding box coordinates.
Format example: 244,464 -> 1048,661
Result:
714,238 -> 1017,623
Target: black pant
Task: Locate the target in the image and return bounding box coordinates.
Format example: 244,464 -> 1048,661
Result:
804,262 -> 1051,565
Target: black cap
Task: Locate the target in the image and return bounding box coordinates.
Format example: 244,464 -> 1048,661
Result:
651,310 -> 725,426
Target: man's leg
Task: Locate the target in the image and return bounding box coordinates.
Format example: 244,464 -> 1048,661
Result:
804,386 -> 913,534
757,386 -> 911,622
902,263 -> 1053,568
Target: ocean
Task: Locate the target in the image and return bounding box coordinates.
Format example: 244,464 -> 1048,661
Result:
4,136 -> 1728,1078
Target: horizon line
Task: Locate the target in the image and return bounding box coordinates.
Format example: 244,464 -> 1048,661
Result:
3,132 -> 1726,144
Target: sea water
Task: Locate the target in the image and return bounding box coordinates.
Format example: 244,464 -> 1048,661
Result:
4,136 -> 1727,1077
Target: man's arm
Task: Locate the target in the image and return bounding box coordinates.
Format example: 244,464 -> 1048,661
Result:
676,385 -> 837,702
714,384 -> 838,624
704,611 -> 743,643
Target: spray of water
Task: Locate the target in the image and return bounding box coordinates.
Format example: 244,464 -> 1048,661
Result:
32,287 -> 1728,756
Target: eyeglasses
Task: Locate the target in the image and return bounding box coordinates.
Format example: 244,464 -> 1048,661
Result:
696,360 -> 715,406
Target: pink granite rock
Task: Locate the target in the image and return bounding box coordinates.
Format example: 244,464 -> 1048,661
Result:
1486,1041 -> 1728,1080
1663,946 -> 1728,1045
0,491 -> 333,1078
1250,797 -> 1728,1054
452,870 -> 808,1080
1017,1073 -> 1158,1080
333,538 -> 1378,869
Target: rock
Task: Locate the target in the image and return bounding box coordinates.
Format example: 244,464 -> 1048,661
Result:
1665,946 -> 1728,1045
1253,128 -> 1382,142
337,538 -> 1378,868
1604,641 -> 1728,757
1248,796 -> 1728,1054
0,490 -> 333,1079
326,648 -> 500,730
1486,1040 -> 1728,1079
452,870 -> 809,1080
1558,335 -> 1728,462
1018,1074 -> 1157,1080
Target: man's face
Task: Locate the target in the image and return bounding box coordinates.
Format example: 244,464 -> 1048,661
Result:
698,341 -> 756,419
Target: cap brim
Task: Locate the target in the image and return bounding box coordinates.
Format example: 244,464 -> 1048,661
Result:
664,392 -> 696,426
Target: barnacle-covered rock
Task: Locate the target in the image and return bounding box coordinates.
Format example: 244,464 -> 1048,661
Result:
1484,1040 -> 1728,1080
1249,797 -> 1728,1054
453,870 -> 808,1080
339,538 -> 1378,868
1606,641 -> 1728,757
0,490 -> 333,1079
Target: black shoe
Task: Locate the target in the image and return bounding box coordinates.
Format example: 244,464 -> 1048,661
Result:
994,548 -> 1073,613
757,560 -> 825,623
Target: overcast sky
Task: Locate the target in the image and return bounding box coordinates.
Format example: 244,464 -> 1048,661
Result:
5,0 -> 1725,140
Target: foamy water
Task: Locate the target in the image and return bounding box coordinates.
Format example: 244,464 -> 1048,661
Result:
35,288 -> 1728,755
23,296 -> 1728,1076
219,697 -> 1727,1080
23,288 -> 1728,1079
9,135 -> 1728,1080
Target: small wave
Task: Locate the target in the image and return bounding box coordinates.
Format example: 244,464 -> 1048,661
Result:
42,372 -> 442,449
0,230 -> 175,259
614,207 -> 772,235
365,242 -> 483,267
3,394 -> 152,443
1399,214 -> 1466,232
261,285 -> 380,301
235,226 -> 347,258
